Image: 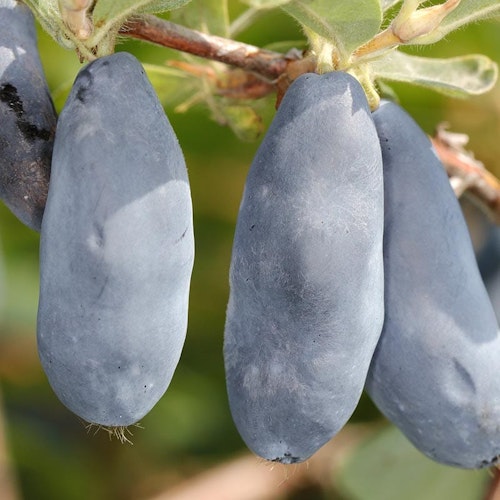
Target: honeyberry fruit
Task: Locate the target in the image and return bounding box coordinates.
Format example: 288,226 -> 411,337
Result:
0,0 -> 56,231
224,71 -> 384,463
37,52 -> 194,427
366,100 -> 500,469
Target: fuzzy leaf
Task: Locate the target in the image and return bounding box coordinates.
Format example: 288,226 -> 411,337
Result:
241,0 -> 293,7
92,0 -> 191,45
412,0 -> 500,44
84,0 -> 192,56
264,39 -> 308,52
220,105 -> 264,142
138,0 -> 193,13
25,0 -> 192,57
170,0 -> 230,36
371,51 -> 498,97
282,0 -> 382,57
337,426 -> 489,500
24,0 -> 75,48
143,63 -> 197,107
382,0 -> 401,10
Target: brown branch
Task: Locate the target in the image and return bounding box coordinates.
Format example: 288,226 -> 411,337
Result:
120,15 -> 296,81
118,15 -> 500,224
431,125 -> 500,224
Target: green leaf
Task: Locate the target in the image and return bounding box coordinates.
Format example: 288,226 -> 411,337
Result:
382,0 -> 401,11
170,0 -> 230,36
230,4 -> 288,37
91,0 -> 191,45
138,0 -> 193,13
144,62 -> 265,141
24,0 -> 75,48
143,63 -> 198,107
371,51 -> 498,98
413,0 -> 500,44
219,104 -> 264,142
337,426 -> 490,500
26,0 -> 193,57
282,0 -> 382,59
263,39 -> 308,52
241,0 -> 293,7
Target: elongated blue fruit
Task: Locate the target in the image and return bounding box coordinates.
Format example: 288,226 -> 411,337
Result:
0,0 -> 56,231
37,52 -> 194,427
224,72 -> 385,463
366,101 -> 500,469
477,225 -> 500,320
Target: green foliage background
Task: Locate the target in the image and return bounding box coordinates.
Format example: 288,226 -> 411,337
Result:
0,1 -> 499,499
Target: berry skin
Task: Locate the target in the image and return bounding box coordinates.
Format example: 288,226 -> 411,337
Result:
37,52 -> 194,427
224,71 -> 385,463
0,0 -> 57,231
366,100 -> 500,469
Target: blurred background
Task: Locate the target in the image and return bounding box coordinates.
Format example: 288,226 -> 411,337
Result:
1,1 -> 500,499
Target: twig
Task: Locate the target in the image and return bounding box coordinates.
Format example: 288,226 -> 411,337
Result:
118,15 -> 500,224
430,124 -> 500,224
120,15 -> 293,81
